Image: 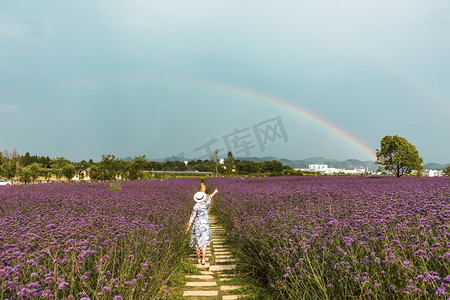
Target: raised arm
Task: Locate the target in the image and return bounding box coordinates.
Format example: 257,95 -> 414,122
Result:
205,188 -> 219,208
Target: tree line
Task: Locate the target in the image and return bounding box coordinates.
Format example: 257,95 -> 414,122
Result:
2,135 -> 446,183
0,150 -> 303,184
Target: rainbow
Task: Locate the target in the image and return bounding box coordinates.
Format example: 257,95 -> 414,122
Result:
65,75 -> 377,160
201,81 -> 376,160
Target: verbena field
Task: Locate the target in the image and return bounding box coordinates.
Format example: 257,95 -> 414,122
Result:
0,179 -> 199,299
207,176 -> 449,299
1,177 -> 449,299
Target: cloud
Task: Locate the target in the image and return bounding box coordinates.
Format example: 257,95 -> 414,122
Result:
0,104 -> 20,113
0,15 -> 30,38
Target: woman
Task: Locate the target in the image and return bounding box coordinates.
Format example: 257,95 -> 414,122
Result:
185,188 -> 219,264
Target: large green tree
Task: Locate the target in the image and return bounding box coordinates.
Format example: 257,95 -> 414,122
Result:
128,155 -> 148,180
376,135 -> 423,177
1,160 -> 17,180
20,152 -> 32,166
51,157 -> 71,180
260,160 -> 284,174
0,151 -> 18,180
88,165 -> 102,182
62,164 -> 76,181
18,166 -> 32,184
236,161 -> 260,174
98,154 -> 121,181
224,151 -> 235,175
29,163 -> 43,183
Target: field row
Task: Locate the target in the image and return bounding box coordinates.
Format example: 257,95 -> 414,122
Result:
206,176 -> 450,299
0,179 -> 200,299
1,177 -> 449,299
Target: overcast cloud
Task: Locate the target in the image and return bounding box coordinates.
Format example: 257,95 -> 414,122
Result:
0,1 -> 449,162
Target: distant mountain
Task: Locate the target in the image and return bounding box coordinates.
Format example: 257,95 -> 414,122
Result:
326,160 -> 376,172
279,159 -> 308,169
300,156 -> 339,164
423,162 -> 449,170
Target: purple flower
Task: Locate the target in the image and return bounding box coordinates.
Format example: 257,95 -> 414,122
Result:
58,281 -> 69,290
27,282 -> 40,288
435,286 -> 447,297
26,260 -> 37,266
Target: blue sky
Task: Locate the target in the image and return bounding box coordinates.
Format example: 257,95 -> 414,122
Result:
1,0 -> 449,163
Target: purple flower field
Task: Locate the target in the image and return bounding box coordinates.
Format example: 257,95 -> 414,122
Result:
0,179 -> 200,299
207,176 -> 450,299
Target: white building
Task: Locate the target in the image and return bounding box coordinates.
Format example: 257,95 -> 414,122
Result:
309,164 -> 328,171
341,168 -> 366,175
422,169 -> 444,177
302,164 -> 367,175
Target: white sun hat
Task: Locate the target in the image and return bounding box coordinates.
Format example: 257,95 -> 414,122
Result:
193,191 -> 207,203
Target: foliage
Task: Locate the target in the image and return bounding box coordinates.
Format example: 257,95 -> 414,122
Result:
62,163 -> 76,181
18,166 -> 32,184
443,165 -> 450,176
29,162 -> 43,183
2,149 -> 298,182
88,165 -> 102,182
97,154 -> 123,181
162,160 -> 187,172
376,135 -> 423,177
20,152 -> 51,168
51,157 -> 72,180
207,176 -> 450,299
148,161 -> 164,171
236,161 -> 261,174
127,155 -> 147,180
0,153 -> 17,180
133,155 -> 147,170
222,151 -> 236,175
234,160 -> 286,175
283,168 -> 304,176
187,160 -> 214,172
260,160 -> 284,174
